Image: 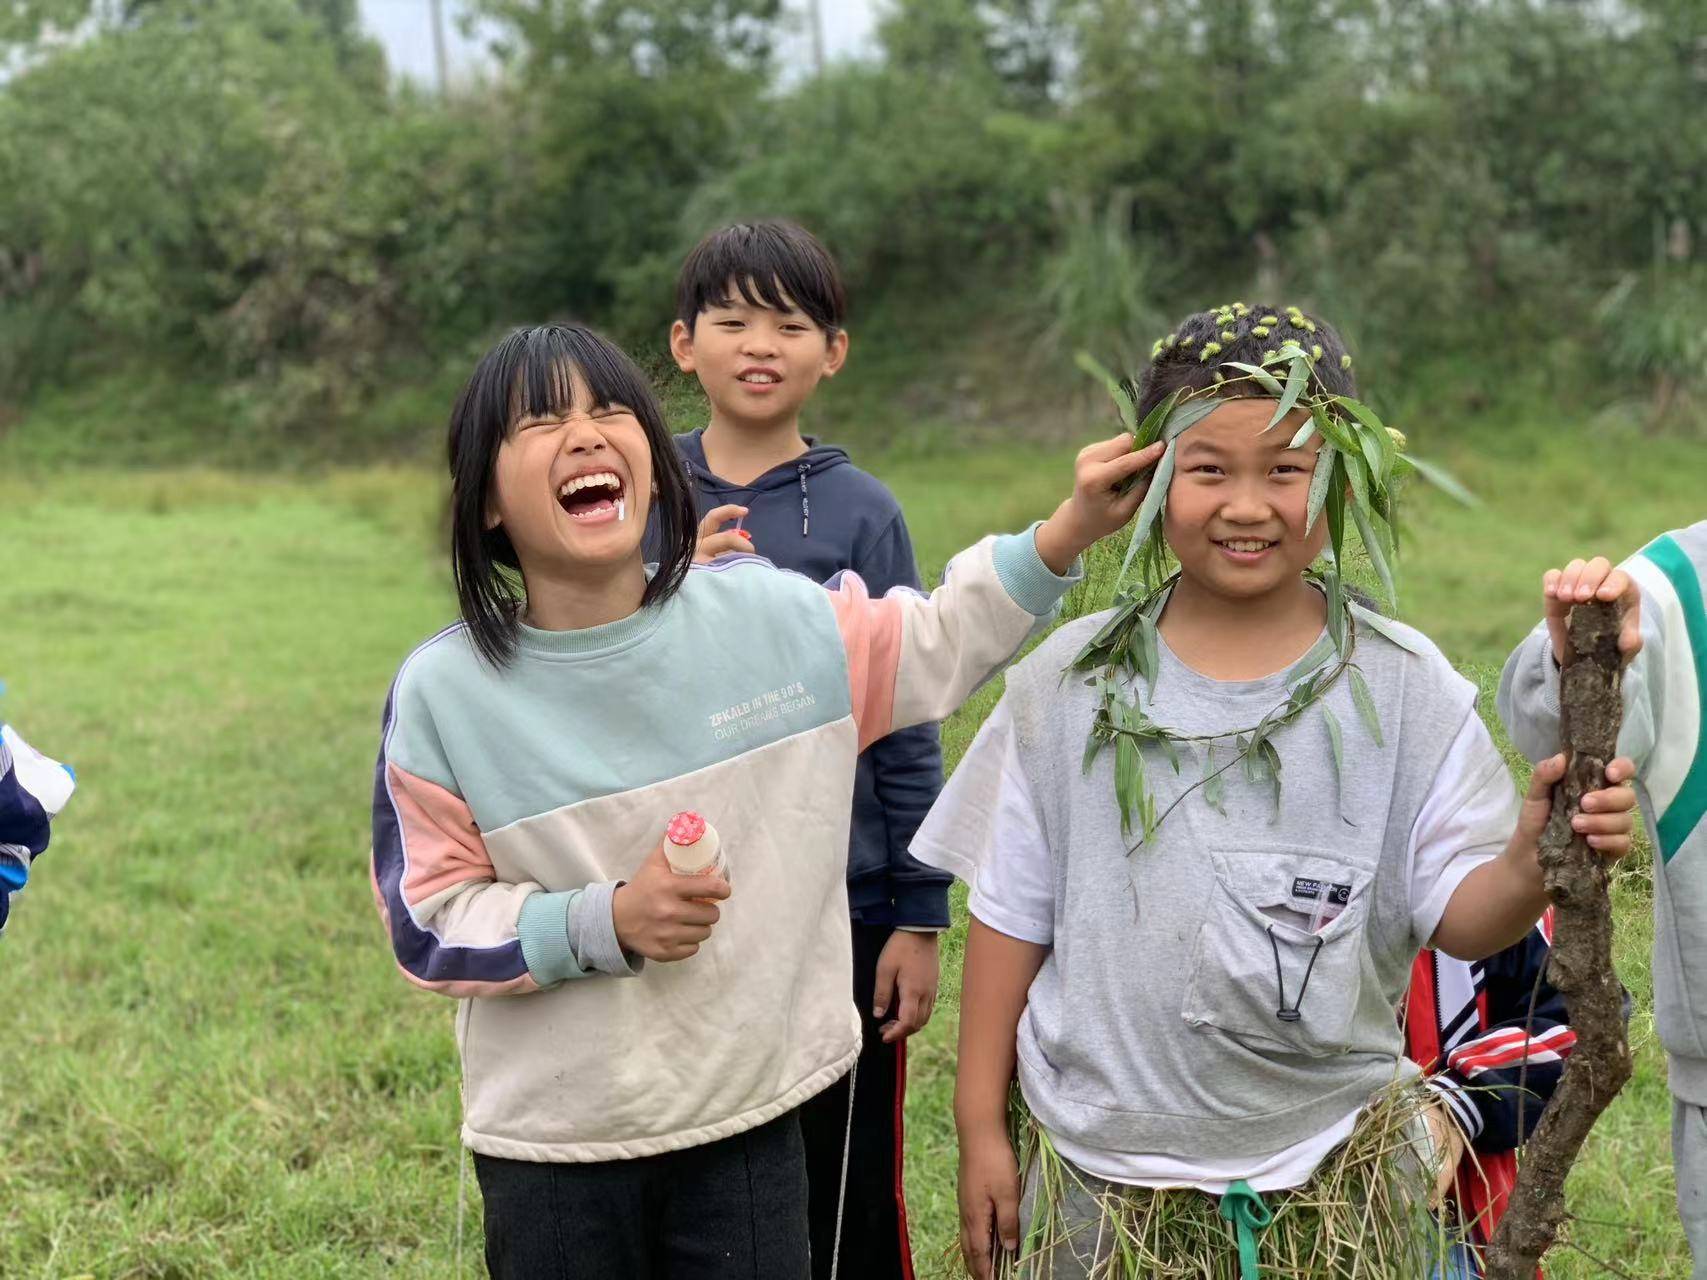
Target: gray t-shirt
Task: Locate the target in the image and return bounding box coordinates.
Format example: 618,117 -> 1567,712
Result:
915,611 -> 1521,1172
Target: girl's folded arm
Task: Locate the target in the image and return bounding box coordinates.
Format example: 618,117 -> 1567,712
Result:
372,754 -> 633,1000
827,526 -> 1080,752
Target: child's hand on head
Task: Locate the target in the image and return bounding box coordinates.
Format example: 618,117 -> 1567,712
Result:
694,504 -> 753,563
611,841 -> 731,962
1543,557 -> 1642,667
873,930 -> 939,1043
1034,435 -> 1167,575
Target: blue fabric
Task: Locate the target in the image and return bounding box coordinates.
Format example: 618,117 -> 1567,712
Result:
0,721 -> 73,937
667,430 -> 950,928
1431,1241 -> 1479,1279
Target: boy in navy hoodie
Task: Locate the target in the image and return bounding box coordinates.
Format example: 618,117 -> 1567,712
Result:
667,220 -> 947,1279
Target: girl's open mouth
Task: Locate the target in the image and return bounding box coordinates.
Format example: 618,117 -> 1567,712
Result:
557,471 -> 626,524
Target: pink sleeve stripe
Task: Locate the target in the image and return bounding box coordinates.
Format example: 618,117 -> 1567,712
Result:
367,859 -> 539,997
388,762 -> 496,908
826,571 -> 905,752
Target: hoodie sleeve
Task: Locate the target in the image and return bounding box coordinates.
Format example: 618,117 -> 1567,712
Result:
0,723 -> 76,936
824,525 -> 1079,756
371,674 -> 637,998
853,513 -> 951,930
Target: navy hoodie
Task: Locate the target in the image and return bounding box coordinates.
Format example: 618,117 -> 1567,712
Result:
671,428 -> 951,929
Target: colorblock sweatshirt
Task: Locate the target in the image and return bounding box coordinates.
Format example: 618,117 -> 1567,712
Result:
1499,520 -> 1707,1102
370,530 -> 1075,1161
0,722 -> 76,936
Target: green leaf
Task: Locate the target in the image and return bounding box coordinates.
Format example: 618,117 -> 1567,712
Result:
1348,665 -> 1384,747
1325,571 -> 1347,654
1076,351 -> 1137,432
1157,731 -> 1182,774
1289,418 -> 1319,449
1285,639 -> 1334,685
1356,422 -> 1387,489
1309,404 -> 1355,452
1325,466 -> 1348,566
1131,387 -> 1180,449
1116,439 -> 1176,591
1322,701 -> 1345,783
1205,763 -> 1227,816
1350,497 -> 1397,608
1343,447 -> 1372,512
1116,735 -> 1144,835
1305,443 -> 1338,533
1336,396 -> 1395,468
1266,352 -> 1309,431
1348,602 -> 1431,655
1400,452 -> 1479,507
1082,730 -> 1106,776
1258,738 -> 1283,810
1220,361 -> 1284,395
1243,738 -> 1268,784
1089,600 -> 1135,649
1136,608 -> 1161,688
1161,396 -> 1221,442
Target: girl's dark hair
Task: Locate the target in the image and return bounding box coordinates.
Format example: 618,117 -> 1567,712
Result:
676,219 -> 847,336
447,323 -> 699,667
1133,304 -> 1356,422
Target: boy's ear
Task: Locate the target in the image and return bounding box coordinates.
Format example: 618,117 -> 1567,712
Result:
669,318 -> 696,374
820,328 -> 850,380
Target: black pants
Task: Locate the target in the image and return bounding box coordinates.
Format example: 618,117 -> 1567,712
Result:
797,923 -> 916,1280
475,1110 -> 810,1279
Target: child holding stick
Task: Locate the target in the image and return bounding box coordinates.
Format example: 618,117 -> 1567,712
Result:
913,303 -> 1637,1278
1498,525 -> 1707,1276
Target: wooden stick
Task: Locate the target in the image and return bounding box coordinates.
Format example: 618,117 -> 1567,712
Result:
1484,599 -> 1632,1279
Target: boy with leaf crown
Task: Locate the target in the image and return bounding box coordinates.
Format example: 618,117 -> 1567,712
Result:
911,304 -> 1639,1278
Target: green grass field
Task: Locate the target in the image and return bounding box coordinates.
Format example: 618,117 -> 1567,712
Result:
2,419 -> 1702,1277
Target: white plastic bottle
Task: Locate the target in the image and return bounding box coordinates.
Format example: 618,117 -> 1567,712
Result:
664,811 -> 728,884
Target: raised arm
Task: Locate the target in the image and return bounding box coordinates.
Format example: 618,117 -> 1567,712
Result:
829,436 -> 1163,752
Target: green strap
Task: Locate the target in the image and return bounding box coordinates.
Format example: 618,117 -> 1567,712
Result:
1218,1179 -> 1273,1280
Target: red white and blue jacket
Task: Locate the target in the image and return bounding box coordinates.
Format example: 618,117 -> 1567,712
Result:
1405,909 -> 1603,1275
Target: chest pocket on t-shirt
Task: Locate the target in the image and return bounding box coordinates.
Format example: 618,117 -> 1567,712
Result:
1181,846 -> 1372,1057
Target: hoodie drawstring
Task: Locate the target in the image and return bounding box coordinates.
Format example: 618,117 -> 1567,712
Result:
797,461 -> 811,537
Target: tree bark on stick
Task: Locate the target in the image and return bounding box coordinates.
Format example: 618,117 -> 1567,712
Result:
1484,600 -> 1632,1280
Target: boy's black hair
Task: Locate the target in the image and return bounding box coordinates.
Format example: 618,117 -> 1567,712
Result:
1134,304 -> 1356,422
447,323 -> 699,667
675,220 -> 847,336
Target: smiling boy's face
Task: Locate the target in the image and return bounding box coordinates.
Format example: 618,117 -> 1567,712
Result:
1162,398 -> 1331,600
669,276 -> 849,429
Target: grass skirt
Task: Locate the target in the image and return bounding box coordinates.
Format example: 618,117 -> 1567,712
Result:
996,1085 -> 1465,1279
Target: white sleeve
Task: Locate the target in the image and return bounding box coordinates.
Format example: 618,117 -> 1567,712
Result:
909,699 -> 1056,945
1406,708 -> 1522,948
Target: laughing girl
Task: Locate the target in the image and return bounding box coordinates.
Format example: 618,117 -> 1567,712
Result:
368,323 -> 1150,1279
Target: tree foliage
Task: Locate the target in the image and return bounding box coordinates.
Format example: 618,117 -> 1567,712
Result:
0,0 -> 1701,440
